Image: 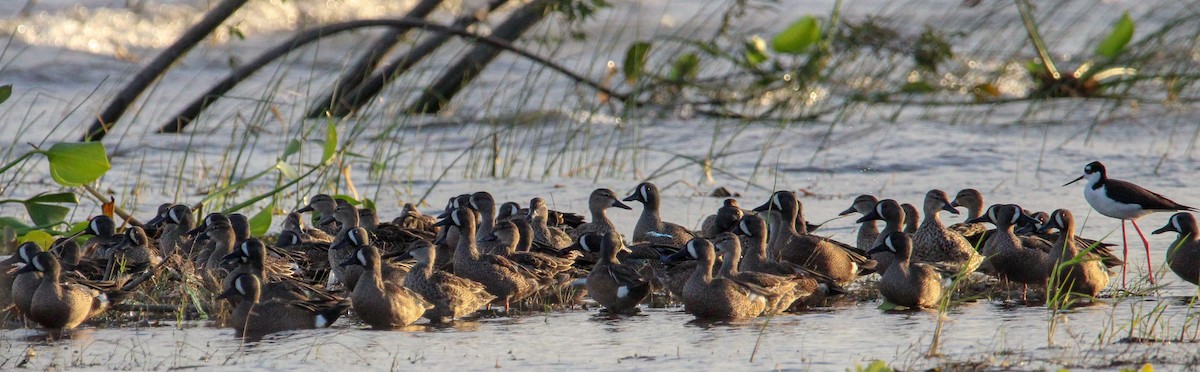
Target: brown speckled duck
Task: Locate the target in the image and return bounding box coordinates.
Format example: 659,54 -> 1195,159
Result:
569,188 -> 632,240
401,241 -> 495,323
586,233 -> 651,315
839,194 -> 880,252
867,232 -> 943,309
340,244 -> 431,328
754,191 -> 874,284
217,273 -> 349,339
680,238 -> 767,320
969,204 -> 1048,300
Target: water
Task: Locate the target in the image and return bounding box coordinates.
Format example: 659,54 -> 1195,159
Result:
3,0 -> 1200,370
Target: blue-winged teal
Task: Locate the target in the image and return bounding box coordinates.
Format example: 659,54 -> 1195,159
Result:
528,197 -> 573,249
9,242 -> 44,318
755,191 -> 874,284
867,232 -> 942,309
1152,212 -> 1200,286
325,202 -> 361,288
157,204 -> 195,257
839,194 -> 880,252
1066,161 -> 1197,285
358,207 -> 435,254
395,203 -> 438,232
283,211 -> 333,244
569,188 -> 631,240
901,203 -> 920,234
969,204 -> 1048,300
911,190 -> 982,273
680,238 -> 767,319
220,238 -> 325,303
482,221 -> 577,279
105,226 -> 161,281
217,273 -> 349,339
142,203 -> 174,235
1039,209 -> 1108,299
624,182 -> 696,247
330,226 -> 407,292
699,199 -> 744,239
198,217 -> 236,289
949,188 -> 988,245
586,233 -> 651,315
437,207 -> 541,312
401,240 -> 494,323
16,252 -> 125,330
297,194 -> 341,236
712,232 -> 806,314
339,244 -> 431,328
733,215 -> 843,307
81,215 -> 121,260
856,199 -> 905,275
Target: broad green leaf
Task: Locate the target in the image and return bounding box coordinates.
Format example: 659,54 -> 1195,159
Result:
40,142 -> 111,187
743,36 -> 769,65
0,84 -> 11,105
19,230 -> 55,249
249,202 -> 274,236
622,41 -> 652,84
0,217 -> 34,234
332,195 -> 361,206
282,139 -> 302,160
668,53 -> 700,82
361,198 -> 376,212
25,203 -> 70,227
26,192 -> 78,204
876,300 -> 900,311
275,161 -> 298,180
1096,12 -> 1134,59
321,120 -> 338,163
771,16 -> 821,54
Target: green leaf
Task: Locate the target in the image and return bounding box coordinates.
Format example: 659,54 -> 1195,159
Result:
1095,12 -> 1134,59
282,139 -> 302,160
622,41 -> 652,84
0,84 -> 11,105
361,198 -> 376,212
901,80 -> 937,94
26,192 -> 78,204
332,195 -> 361,206
25,203 -> 70,227
19,230 -> 55,249
249,201 -> 274,236
743,36 -> 769,65
40,142 -> 111,187
322,120 -> 337,164
275,161 -> 298,180
877,300 -> 901,311
771,16 -> 821,54
668,53 -> 700,82
0,217 -> 34,234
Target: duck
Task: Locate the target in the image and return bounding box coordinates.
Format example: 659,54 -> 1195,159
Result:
867,232 -> 943,309
9,242 -> 44,318
437,207 -> 541,312
297,194 -> 341,236
50,237 -> 106,280
283,211 -> 333,244
527,197 -> 573,249
330,226 -> 407,292
81,215 -> 122,260
400,240 -> 495,323
855,199 -> 905,275
949,188 -> 989,246
711,232 -> 805,314
1039,209 -> 1108,300
142,203 -> 174,237
275,230 -> 331,281
585,232 -> 651,315
198,217 -> 237,288
698,199 -> 744,239
432,194 -> 471,269
157,204 -> 196,258
911,190 -> 983,273
358,207 -> 435,253
731,215 -> 843,307
339,244 -> 432,328
680,238 -> 767,319
838,194 -> 880,252
624,182 -> 696,247
394,203 -> 439,232
16,252 -> 126,331
1151,212 -> 1200,286
901,203 -> 920,234
220,238 -> 324,303
969,204 -> 1049,300
754,191 -> 874,284
325,201 -> 361,288
482,220 -> 577,278
468,191 -> 499,240
105,226 -> 162,281
569,188 -> 632,240
217,273 -> 349,339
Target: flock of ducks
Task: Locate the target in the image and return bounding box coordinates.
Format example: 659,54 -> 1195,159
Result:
1,161 -> 1198,338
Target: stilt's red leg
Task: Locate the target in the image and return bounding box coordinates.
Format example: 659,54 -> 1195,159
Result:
1121,220 -> 1129,288
1130,220 -> 1156,284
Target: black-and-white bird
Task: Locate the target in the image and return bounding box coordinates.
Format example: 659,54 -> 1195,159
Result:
1065,161 -> 1196,286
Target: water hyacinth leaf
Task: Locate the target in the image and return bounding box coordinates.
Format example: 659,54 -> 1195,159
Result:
743,36 -> 769,65
668,53 -> 700,82
41,142 -> 111,187
282,139 -> 302,160
771,16 -> 821,54
622,41 -> 652,84
249,202 -> 274,236
322,121 -> 338,163
1095,12 -> 1134,59
20,229 -> 55,249
26,192 -> 78,205
25,203 -> 71,227
0,84 -> 11,105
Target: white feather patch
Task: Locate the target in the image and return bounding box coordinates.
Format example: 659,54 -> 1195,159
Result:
315,315 -> 330,328
617,286 -> 629,298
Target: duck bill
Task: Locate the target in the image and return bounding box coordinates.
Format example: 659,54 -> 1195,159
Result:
949,200 -> 961,208
855,209 -> 882,224
660,248 -> 692,264
611,199 -> 632,210
837,206 -> 857,216
317,215 -> 336,227
185,224 -> 207,236
215,286 -> 238,300
220,251 -> 244,265
621,192 -> 641,203
751,201 -> 772,212
940,201 -> 960,214
1063,175 -> 1085,187
1152,223 -> 1176,235
966,216 -> 990,224
145,215 -> 165,228
866,244 -> 888,256
1036,222 -> 1056,234
12,263 -> 37,275
1015,224 -> 1037,235
296,205 -> 314,214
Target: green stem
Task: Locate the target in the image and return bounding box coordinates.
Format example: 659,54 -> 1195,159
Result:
221,159 -> 332,214
0,151 -> 37,176
1015,0 -> 1060,79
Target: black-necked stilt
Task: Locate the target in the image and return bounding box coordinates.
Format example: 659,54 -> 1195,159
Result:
1064,161 -> 1196,286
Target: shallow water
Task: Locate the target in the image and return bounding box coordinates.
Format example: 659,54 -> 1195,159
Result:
3,0 -> 1200,370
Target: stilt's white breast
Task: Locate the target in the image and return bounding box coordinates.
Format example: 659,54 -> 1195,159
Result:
1083,184 -> 1152,220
